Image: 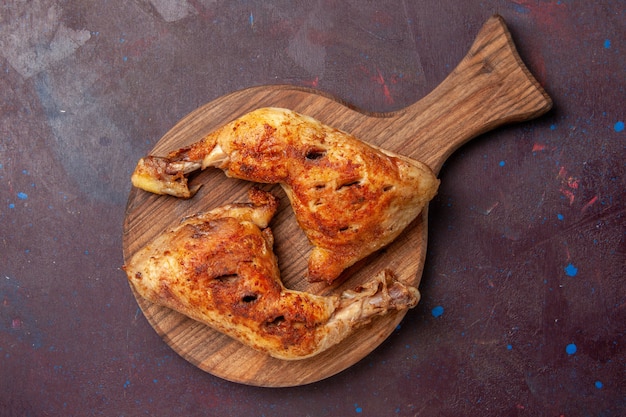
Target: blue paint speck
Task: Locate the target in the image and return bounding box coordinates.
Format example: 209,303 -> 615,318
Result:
8,203 -> 15,209
17,192 -> 28,200
431,305 -> 444,318
603,39 -> 611,49
499,160 -> 506,167
564,263 -> 578,277
557,213 -> 564,221
615,121 -> 624,132
566,343 -> 577,355
513,3 -> 530,14
507,344 -> 513,350
124,379 -> 131,388
354,404 -> 363,413
595,380 -> 603,389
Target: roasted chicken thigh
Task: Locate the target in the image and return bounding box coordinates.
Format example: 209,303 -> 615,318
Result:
124,189 -> 419,360
131,107 -> 439,283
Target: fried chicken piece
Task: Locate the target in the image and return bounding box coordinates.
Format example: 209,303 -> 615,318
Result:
131,107 -> 439,283
124,189 -> 419,360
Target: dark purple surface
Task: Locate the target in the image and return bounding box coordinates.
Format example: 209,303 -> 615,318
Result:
1,1 -> 624,416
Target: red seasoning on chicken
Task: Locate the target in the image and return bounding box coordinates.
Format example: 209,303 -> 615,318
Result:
123,189 -> 419,360
131,107 -> 439,284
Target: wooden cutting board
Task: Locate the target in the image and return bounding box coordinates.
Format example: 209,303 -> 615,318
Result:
122,15 -> 552,387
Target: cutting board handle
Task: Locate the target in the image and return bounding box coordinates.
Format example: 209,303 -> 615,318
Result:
392,15 -> 552,172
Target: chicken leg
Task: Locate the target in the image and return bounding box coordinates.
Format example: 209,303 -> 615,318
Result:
124,189 -> 419,360
131,107 -> 439,284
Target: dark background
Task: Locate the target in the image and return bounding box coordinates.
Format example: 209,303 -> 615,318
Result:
1,1 -> 624,416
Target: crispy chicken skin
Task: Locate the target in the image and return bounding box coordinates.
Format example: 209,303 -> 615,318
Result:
124,189 -> 420,360
131,107 -> 439,283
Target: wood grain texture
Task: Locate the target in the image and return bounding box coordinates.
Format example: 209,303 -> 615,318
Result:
122,15 -> 552,387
